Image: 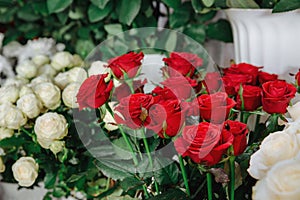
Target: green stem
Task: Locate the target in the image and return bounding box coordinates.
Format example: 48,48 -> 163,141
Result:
143,185 -> 150,198
254,114 -> 261,132
179,155 -> 190,197
119,126 -> 138,166
229,156 -> 235,200
206,172 -> 213,200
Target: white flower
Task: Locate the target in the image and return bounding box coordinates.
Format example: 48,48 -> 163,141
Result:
16,60 -> 37,79
247,131 -> 299,179
51,51 -> 73,71
287,102 -> 300,121
19,85 -> 33,97
252,158 -> 300,200
34,82 -> 61,110
2,41 -> 23,58
0,127 -> 14,140
0,103 -> 27,130
37,64 -> 57,78
103,102 -> 118,131
50,140 -> 65,155
54,67 -> 87,89
0,55 -> 14,84
17,94 -> 43,119
3,77 -> 28,88
54,71 -> 70,89
72,54 -> 83,67
32,55 -> 50,67
62,83 -> 80,108
30,75 -> 52,89
12,157 -> 39,187
0,157 -> 5,173
88,61 -> 111,82
34,112 -> 68,149
0,85 -> 19,104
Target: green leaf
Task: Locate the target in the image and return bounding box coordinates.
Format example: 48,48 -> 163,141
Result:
91,0 -> 110,9
75,39 -> 95,58
112,137 -> 135,160
47,0 -> 73,14
95,159 -> 133,180
44,173 -> 57,189
52,187 -> 67,198
69,7 -> 84,19
0,0 -> 14,7
202,0 -> 215,7
0,7 -> 18,23
165,31 -> 177,52
273,0 -> 300,12
226,0 -> 259,8
32,1 -> 49,16
184,24 -> 206,44
161,0 -> 181,9
66,173 -> 85,183
169,3 -> 192,28
207,19 -> 233,42
191,0 -> 203,12
17,5 -> 40,21
117,0 -> 141,25
56,10 -> 69,24
120,176 -> 144,192
104,23 -> 123,35
153,158 -> 179,185
215,0 -> 227,7
148,188 -> 188,200
88,2 -> 112,23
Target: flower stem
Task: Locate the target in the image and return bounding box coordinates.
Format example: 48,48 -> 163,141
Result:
229,156 -> 235,200
143,185 -> 150,198
179,155 -> 190,197
206,172 -> 213,200
118,126 -> 138,166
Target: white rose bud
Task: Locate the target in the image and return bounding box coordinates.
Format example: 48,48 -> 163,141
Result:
16,60 -> 37,79
0,85 -> 19,104
19,85 -> 33,97
51,51 -> 73,71
30,75 -> 52,89
4,104 -> 27,130
88,61 -> 111,82
17,94 -> 43,119
34,112 -> 68,149
0,127 -> 14,140
50,141 -> 65,155
37,64 -> 57,78
54,71 -> 70,89
34,82 -> 61,110
12,157 -> 38,187
3,77 -> 28,88
0,157 -> 5,173
252,158 -> 300,200
67,67 -> 87,84
62,83 -> 80,108
32,55 -> 50,67
72,54 -> 83,67
103,102 -> 118,131
247,131 -> 299,179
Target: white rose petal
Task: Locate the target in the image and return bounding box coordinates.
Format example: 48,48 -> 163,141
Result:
2,104 -> 27,130
67,67 -> 87,83
51,51 -> 73,71
62,83 -> 80,108
34,82 -> 61,110
3,77 -> 29,88
0,127 -> 14,140
32,55 -> 50,67
12,157 -> 39,187
49,140 -> 65,155
54,71 -> 70,89
34,112 -> 68,149
37,64 -> 57,78
17,94 -> 43,119
0,157 -> 5,173
247,131 -> 300,179
19,85 -> 33,97
16,60 -> 37,79
3,41 -> 23,58
0,85 -> 19,104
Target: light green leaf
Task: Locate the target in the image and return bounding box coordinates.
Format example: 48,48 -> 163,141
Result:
118,0 -> 141,25
104,23 -> 123,35
75,39 -> 95,58
68,7 -> 84,20
47,0 -> 73,14
273,0 -> 300,12
165,31 -> 177,52
88,3 -> 112,23
191,0 -> 203,12
91,0 -> 110,9
17,5 -> 40,21
202,0 -> 215,7
226,0 -> 259,8
112,137 -> 135,160
161,0 -> 181,9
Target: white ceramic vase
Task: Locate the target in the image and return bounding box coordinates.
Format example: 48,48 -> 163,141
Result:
225,9 -> 300,76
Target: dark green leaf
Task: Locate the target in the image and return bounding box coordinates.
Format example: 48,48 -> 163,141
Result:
52,187 -> 67,198
0,0 -> 14,7
44,173 -> 57,189
260,0 -> 277,8
47,0 -> 73,14
75,39 -> 95,58
32,1 -> 49,16
112,137 -> 135,160
120,176 -> 144,192
95,159 -> 133,180
17,5 -> 40,21
153,158 -> 179,185
273,0 -> 300,12
66,173 -> 85,183
148,188 -> 188,200
77,27 -> 91,39
56,10 -> 69,24
207,19 -> 233,42
191,0 -> 203,12
69,7 -> 84,20
161,0 -> 181,9
117,0 -> 141,25
0,136 -> 26,148
91,0 -> 110,9
184,24 -> 206,44
215,0 -> 227,7
169,3 -> 192,28
88,2 -> 112,23
226,0 -> 259,8
0,7 -> 17,23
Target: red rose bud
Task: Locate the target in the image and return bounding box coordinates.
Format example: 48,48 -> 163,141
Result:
174,122 -> 233,166
107,52 -> 144,79
236,85 -> 262,111
224,62 -> 260,85
76,74 -> 113,110
262,80 -> 296,114
224,120 -> 248,156
113,79 -> 147,101
222,74 -> 252,96
163,52 -> 202,77
114,93 -> 157,129
152,86 -> 178,102
258,71 -> 278,85
203,72 -> 223,93
196,92 -> 236,124
295,69 -> 300,86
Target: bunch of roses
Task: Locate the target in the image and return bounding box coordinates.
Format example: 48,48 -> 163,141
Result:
247,103 -> 300,199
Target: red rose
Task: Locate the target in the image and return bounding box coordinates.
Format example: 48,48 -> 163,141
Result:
114,93 -> 157,129
222,74 -> 252,96
161,77 -> 197,100
113,79 -> 147,101
223,63 -> 260,85
162,52 -> 202,77
196,92 -> 236,124
262,80 -> 297,114
174,122 -> 233,166
203,72 -> 223,93
224,120 -> 248,156
147,100 -> 185,138
76,74 -> 113,110
107,52 -> 144,79
152,86 -> 178,102
236,85 -> 262,111
258,71 -> 278,85
295,69 -> 300,86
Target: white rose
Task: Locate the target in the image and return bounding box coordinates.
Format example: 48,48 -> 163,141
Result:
54,71 -> 70,89
72,54 -> 83,67
12,157 -> 39,187
2,104 -> 27,130
34,82 -> 61,110
62,83 -> 80,108
34,112 -> 68,149
49,140 -> 65,155
0,127 -> 14,140
0,85 -> 19,104
0,157 -> 5,173
19,85 -> 33,97
16,60 -> 37,79
17,94 -> 43,119
37,64 -> 57,77
3,77 -> 28,87
247,131 -> 299,179
287,102 -> 300,121
2,41 -> 23,58
51,51 -> 73,71
30,75 -> 52,89
32,55 -> 50,67
252,158 -> 300,200
103,102 -> 118,131
88,61 -> 111,82
67,67 -> 87,84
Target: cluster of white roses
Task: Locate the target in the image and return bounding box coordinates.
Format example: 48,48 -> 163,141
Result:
248,102 -> 300,199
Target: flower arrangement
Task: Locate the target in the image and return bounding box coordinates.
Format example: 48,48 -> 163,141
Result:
0,39 -> 300,200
